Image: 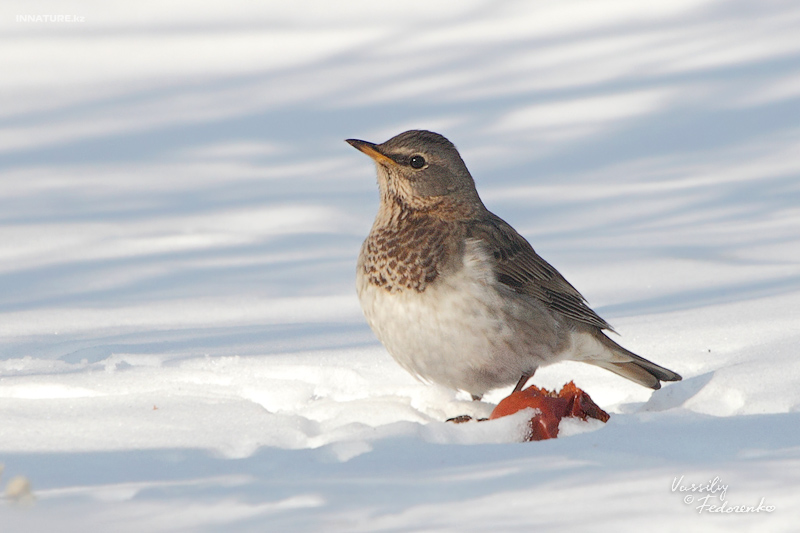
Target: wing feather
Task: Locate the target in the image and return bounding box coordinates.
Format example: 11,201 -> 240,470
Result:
465,212 -> 614,332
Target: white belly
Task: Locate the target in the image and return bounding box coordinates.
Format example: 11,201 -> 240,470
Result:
356,241 -> 564,396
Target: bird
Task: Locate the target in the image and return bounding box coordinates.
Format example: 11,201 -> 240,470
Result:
347,130 -> 681,401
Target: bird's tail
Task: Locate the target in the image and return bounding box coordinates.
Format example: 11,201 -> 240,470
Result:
584,333 -> 682,390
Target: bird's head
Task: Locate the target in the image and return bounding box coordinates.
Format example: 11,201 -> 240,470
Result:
347,130 -> 483,216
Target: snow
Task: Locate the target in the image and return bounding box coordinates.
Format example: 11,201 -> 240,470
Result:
2,0 -> 800,530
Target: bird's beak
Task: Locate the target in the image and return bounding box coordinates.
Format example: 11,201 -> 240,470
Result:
346,138 -> 397,166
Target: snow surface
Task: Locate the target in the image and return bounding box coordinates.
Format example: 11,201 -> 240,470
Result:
2,0 -> 800,531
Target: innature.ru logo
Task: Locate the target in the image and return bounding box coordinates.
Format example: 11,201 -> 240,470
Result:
17,15 -> 85,23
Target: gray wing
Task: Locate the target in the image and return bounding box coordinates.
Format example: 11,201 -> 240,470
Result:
465,212 -> 615,332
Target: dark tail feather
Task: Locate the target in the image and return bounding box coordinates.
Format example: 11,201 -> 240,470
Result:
586,333 -> 683,390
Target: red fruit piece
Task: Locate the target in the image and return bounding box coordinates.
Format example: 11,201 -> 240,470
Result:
490,381 -> 610,441
558,381 -> 610,423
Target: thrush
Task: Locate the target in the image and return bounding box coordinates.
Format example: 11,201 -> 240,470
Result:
347,130 -> 681,400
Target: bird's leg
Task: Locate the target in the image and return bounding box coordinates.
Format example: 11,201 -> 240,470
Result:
513,370 -> 536,392
472,370 -> 536,401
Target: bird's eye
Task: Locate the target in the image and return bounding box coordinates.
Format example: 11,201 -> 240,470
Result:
409,155 -> 426,169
